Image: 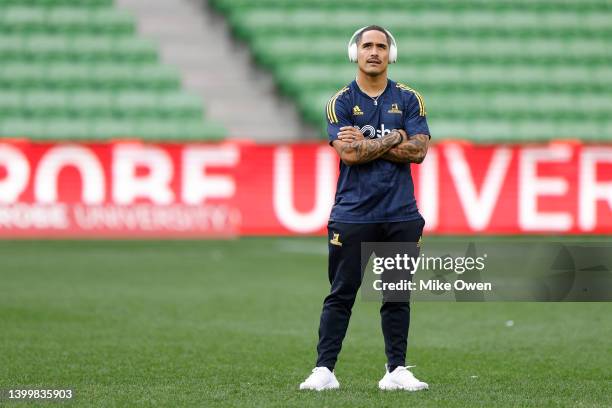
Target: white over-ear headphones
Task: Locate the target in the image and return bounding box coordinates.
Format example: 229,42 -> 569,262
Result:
347,26 -> 398,63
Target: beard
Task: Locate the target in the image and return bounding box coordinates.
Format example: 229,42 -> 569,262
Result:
360,64 -> 387,77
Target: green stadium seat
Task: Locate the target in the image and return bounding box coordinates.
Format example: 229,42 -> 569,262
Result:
2,7 -> 46,29
70,35 -> 114,59
186,121 -> 228,140
0,35 -> 156,62
67,91 -> 114,117
90,64 -> 141,88
0,118 -> 46,138
44,118 -> 91,140
131,65 -> 181,89
45,63 -> 90,88
23,91 -> 67,115
129,119 -> 227,141
113,37 -> 158,62
25,34 -> 69,56
134,120 -> 189,139
46,7 -> 86,28
0,91 -> 22,116
41,7 -> 134,34
0,34 -> 23,55
116,91 -> 159,113
90,8 -> 134,34
134,65 -> 182,89
0,0 -> 113,6
4,63 -> 182,91
158,93 -> 204,118
0,63 -> 47,88
90,119 -> 136,139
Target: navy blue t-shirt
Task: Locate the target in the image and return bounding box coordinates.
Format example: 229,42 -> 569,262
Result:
326,79 -> 430,223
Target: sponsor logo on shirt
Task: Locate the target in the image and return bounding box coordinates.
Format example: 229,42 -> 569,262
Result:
352,105 -> 364,116
357,123 -> 394,138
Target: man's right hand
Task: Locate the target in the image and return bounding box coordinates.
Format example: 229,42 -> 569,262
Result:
337,126 -> 365,143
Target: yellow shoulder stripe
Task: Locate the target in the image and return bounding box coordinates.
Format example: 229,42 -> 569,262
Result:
396,82 -> 426,116
326,86 -> 349,123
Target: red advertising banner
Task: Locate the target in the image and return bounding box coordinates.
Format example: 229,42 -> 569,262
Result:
0,140 -> 611,237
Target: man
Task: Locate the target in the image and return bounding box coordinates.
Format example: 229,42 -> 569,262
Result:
299,25 -> 430,391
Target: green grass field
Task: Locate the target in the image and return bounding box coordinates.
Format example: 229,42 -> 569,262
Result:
1,238 -> 611,407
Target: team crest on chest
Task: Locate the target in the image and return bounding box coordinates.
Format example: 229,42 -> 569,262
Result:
352,105 -> 364,116
388,103 -> 402,114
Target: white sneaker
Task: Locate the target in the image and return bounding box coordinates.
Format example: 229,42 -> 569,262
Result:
299,367 -> 340,391
378,365 -> 429,391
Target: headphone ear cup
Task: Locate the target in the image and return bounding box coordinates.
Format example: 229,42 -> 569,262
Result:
389,44 -> 397,63
348,43 -> 358,62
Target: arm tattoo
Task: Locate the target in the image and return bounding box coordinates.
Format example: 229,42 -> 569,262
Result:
338,131 -> 403,165
382,133 -> 429,164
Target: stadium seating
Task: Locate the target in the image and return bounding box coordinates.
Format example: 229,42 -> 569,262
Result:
0,2 -> 227,141
210,0 -> 611,141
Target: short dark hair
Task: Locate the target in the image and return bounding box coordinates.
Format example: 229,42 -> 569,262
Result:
355,25 -> 391,47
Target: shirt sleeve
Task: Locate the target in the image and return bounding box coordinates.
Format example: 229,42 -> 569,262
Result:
326,94 -> 352,145
403,92 -> 431,138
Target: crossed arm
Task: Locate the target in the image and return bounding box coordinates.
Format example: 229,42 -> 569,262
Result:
332,126 -> 429,165
381,132 -> 429,164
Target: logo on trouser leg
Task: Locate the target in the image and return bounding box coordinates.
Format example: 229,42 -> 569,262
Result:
330,233 -> 342,246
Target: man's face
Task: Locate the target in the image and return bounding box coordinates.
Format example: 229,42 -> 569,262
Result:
357,30 -> 389,76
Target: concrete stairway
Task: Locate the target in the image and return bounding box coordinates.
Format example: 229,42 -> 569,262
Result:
115,0 -> 316,141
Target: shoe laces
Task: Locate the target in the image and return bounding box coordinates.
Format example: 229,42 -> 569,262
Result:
307,367 -> 330,379
393,366 -> 418,381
